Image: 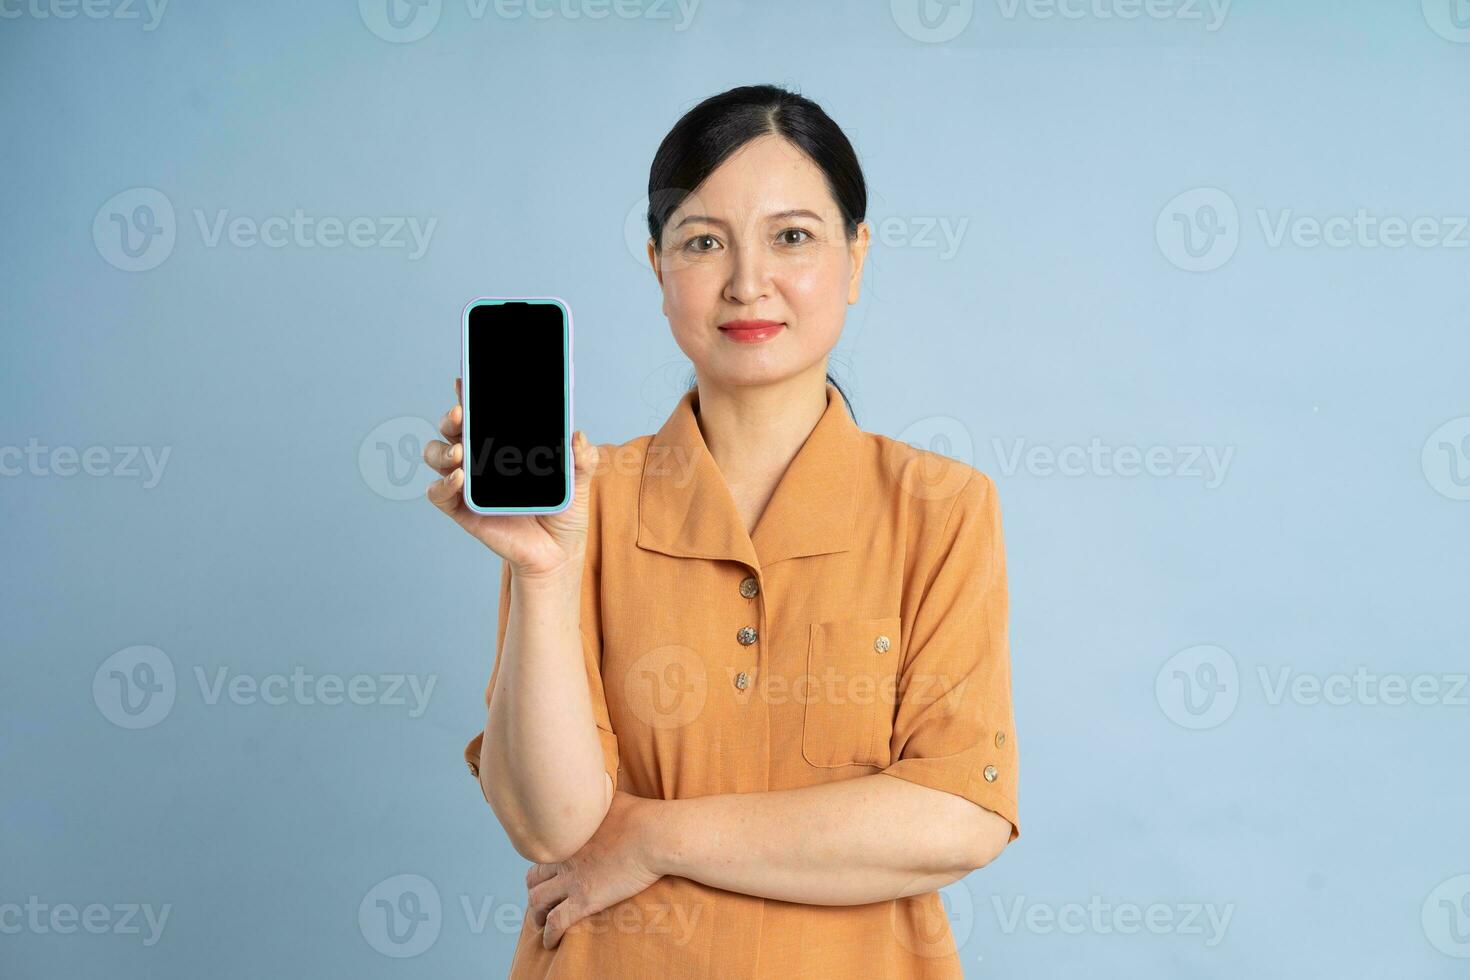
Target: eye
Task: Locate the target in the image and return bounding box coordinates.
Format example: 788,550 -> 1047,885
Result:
777,227 -> 813,246
682,234 -> 720,253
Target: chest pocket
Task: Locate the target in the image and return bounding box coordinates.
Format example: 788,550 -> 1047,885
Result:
802,616 -> 902,769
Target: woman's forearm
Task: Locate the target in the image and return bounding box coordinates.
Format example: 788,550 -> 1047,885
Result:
479,561 -> 611,863
646,774 -> 1002,906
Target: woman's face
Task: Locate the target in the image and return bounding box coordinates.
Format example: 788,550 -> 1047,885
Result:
648,134 -> 870,388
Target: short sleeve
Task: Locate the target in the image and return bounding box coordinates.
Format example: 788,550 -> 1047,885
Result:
463,559 -> 620,799
878,471 -> 1019,843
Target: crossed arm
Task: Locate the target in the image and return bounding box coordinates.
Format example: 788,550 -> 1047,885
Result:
523,770 -> 1014,948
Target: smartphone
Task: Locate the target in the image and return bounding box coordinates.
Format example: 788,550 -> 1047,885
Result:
460,297 -> 574,514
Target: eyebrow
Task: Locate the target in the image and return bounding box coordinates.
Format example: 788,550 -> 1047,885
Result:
673,209 -> 826,230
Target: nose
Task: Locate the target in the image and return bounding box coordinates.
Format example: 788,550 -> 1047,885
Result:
722,240 -> 771,307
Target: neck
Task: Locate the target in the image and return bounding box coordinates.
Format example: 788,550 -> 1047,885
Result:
693,369 -> 833,506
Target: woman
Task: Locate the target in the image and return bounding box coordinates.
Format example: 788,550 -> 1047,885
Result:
424,83 -> 1019,978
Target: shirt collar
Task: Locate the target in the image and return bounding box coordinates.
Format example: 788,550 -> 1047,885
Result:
637,381 -> 862,570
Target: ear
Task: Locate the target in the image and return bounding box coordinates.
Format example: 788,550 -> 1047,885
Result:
646,238 -> 662,285
647,238 -> 670,318
846,221 -> 871,305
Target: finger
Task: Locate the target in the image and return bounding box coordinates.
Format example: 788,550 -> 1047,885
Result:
527,875 -> 571,929
572,430 -> 595,474
526,862 -> 558,889
571,431 -> 599,492
438,402 -> 463,441
525,862 -> 563,930
543,898 -> 577,949
456,376 -> 463,404
421,438 -> 462,476
425,466 -> 465,513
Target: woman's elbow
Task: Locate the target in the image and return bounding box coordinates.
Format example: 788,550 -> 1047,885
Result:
513,834 -> 583,866
961,808 -> 1014,871
483,780 -> 607,864
498,811 -> 598,864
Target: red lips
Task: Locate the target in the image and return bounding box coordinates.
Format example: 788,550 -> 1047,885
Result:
718,320 -> 785,344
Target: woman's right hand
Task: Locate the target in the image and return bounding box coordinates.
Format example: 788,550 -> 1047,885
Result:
424,377 -> 599,581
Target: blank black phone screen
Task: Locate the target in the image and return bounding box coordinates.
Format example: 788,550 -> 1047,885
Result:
464,301 -> 568,510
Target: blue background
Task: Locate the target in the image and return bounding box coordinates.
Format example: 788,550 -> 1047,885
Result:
3,0 -> 1468,976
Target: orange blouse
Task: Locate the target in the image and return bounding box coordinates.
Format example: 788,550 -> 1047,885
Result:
464,381 -> 1020,978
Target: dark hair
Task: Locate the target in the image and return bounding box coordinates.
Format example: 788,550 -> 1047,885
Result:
650,83 -> 866,422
